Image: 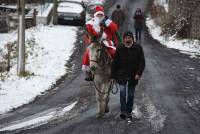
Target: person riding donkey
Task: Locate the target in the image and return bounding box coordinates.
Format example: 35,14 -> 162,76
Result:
82,5 -> 121,81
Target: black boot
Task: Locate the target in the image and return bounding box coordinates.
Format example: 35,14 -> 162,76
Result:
85,71 -> 93,81
120,112 -> 126,119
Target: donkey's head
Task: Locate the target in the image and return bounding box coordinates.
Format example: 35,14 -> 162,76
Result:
88,41 -> 109,72
89,42 -> 101,71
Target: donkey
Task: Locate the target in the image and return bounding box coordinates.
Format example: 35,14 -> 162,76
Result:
88,40 -> 113,118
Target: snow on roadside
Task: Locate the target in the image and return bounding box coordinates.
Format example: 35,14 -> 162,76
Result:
0,25 -> 78,114
146,16 -> 200,58
0,101 -> 78,131
0,32 -> 17,50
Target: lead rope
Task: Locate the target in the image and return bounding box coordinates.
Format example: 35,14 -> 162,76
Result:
93,79 -> 119,95
111,80 -> 119,94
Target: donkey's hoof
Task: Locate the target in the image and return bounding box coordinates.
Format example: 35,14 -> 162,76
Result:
105,108 -> 109,113
96,112 -> 104,118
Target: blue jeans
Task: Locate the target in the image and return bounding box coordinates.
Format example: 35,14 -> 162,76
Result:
119,83 -> 136,114
135,28 -> 142,41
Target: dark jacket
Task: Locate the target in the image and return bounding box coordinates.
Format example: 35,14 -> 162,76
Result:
111,10 -> 125,27
111,43 -> 145,85
133,11 -> 144,29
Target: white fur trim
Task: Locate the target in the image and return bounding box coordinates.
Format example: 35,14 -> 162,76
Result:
93,25 -> 101,33
104,19 -> 112,26
92,18 -> 101,32
86,18 -> 94,25
82,65 -> 90,71
101,32 -> 107,40
94,11 -> 104,17
102,40 -> 116,50
110,41 -> 114,46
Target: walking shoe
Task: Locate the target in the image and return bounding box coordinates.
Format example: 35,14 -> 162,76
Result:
126,113 -> 133,121
84,71 -> 93,81
120,113 -> 126,119
105,108 -> 109,113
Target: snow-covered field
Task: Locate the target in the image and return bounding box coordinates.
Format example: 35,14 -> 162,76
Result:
0,25 -> 78,114
146,16 -> 200,58
0,0 -> 105,115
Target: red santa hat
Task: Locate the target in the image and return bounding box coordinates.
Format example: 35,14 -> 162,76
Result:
94,5 -> 104,17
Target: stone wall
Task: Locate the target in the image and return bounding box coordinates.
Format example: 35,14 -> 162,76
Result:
169,0 -> 200,39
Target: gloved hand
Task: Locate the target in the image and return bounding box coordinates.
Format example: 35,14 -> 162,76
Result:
101,16 -> 109,27
100,22 -> 105,28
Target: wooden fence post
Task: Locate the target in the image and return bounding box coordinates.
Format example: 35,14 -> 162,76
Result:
6,43 -> 11,72
33,8 -> 37,26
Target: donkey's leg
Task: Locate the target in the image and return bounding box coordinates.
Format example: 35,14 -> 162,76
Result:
95,90 -> 102,114
95,82 -> 104,118
96,91 -> 105,118
102,93 -> 110,114
105,93 -> 110,113
102,82 -> 110,114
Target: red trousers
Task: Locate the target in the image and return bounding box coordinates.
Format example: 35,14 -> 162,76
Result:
82,40 -> 116,71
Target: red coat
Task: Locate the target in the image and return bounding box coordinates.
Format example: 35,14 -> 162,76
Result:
86,18 -> 119,46
82,18 -> 118,71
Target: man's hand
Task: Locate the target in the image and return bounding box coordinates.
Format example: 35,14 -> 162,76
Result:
101,16 -> 109,27
135,74 -> 140,80
100,22 -> 105,28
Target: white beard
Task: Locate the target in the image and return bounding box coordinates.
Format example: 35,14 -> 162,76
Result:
92,16 -> 107,40
93,17 -> 102,32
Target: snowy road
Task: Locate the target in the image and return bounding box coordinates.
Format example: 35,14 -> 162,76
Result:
0,0 -> 200,133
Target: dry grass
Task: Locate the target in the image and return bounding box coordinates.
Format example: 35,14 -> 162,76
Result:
150,4 -> 175,36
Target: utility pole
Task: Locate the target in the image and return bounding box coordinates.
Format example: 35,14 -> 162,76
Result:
53,0 -> 58,25
17,0 -> 25,75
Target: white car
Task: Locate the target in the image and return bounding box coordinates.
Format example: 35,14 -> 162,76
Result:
57,1 -> 86,26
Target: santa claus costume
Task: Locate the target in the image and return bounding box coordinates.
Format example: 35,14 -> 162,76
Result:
82,6 -> 119,74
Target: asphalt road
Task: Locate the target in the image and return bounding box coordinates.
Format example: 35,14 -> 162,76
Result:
0,0 -> 200,134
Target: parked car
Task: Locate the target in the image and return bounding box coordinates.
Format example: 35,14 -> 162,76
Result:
57,1 -> 86,26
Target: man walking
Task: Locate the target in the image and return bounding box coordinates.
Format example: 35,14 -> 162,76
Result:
133,8 -> 144,43
111,31 -> 145,121
111,4 -> 125,30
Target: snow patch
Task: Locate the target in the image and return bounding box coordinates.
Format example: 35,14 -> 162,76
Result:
146,16 -> 200,58
0,101 -> 77,132
145,96 -> 167,132
197,77 -> 200,82
0,25 -> 78,114
132,105 -> 142,119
